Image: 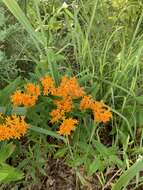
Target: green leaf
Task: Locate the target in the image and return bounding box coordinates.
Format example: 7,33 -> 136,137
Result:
0,77 -> 22,105
0,143 -> 15,163
87,158 -> 102,176
0,163 -> 24,182
135,96 -> 143,104
109,155 -> 123,168
68,157 -> 84,167
78,74 -> 92,85
54,147 -> 68,159
112,158 -> 143,190
47,50 -> 60,86
136,109 -> 143,126
12,107 -> 27,115
30,125 -> 66,142
0,106 -> 6,113
93,140 -> 115,157
125,106 -> 143,127
0,172 -> 8,182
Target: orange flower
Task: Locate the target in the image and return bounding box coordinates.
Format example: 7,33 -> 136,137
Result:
50,97 -> 73,123
80,95 -> 93,110
11,91 -> 38,107
22,94 -> 37,107
94,110 -> 112,123
11,90 -> 23,106
58,118 -> 78,135
91,101 -> 112,123
56,76 -> 85,99
68,77 -> 85,98
25,83 -> 40,96
50,109 -> 65,123
40,76 -> 56,95
0,115 -> 29,141
11,82 -> 40,107
80,96 -> 112,123
54,96 -> 73,113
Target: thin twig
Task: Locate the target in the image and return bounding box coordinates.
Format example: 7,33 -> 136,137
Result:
102,169 -> 122,190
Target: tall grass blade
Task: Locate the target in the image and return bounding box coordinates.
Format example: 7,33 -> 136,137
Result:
2,0 -> 44,53
112,158 -> 143,190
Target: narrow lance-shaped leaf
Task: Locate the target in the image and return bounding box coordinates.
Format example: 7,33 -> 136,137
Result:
112,158 -> 143,190
30,125 -> 66,142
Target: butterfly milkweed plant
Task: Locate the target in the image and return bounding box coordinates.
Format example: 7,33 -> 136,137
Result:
0,75 -> 113,182
9,75 -> 112,138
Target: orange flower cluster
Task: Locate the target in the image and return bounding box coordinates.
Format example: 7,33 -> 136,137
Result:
11,83 -> 40,107
40,76 -> 56,95
40,75 -> 112,134
40,75 -> 85,99
0,115 -> 29,141
56,76 -> 85,98
91,101 -> 112,123
50,97 -> 73,123
80,95 -> 93,110
26,83 -> 40,96
80,96 -> 112,123
10,75 -> 112,137
58,118 -> 78,135
41,76 -> 84,124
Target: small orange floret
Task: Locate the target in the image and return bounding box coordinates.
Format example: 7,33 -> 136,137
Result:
40,76 -> 56,96
80,95 -> 93,110
50,109 -> 65,123
0,115 -> 29,141
50,97 -> 73,123
80,96 -> 112,123
11,90 -> 23,106
58,118 -> 78,136
68,77 -> 85,98
25,83 -> 40,96
22,94 -> 37,107
91,101 -> 112,123
54,96 -> 73,113
11,83 -> 40,107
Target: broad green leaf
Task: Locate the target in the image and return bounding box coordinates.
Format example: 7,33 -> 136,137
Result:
87,159 -> 102,176
0,172 -> 8,182
0,143 -> 15,163
112,158 -> 143,190
0,163 -> 24,182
